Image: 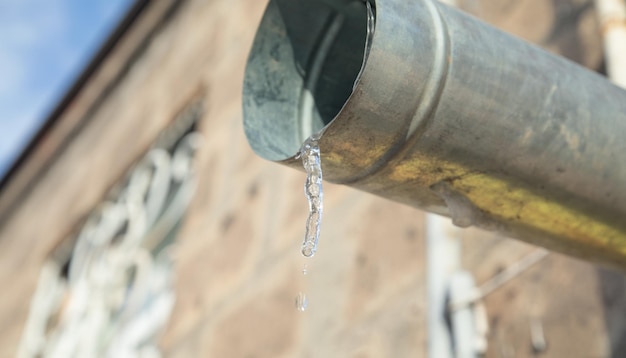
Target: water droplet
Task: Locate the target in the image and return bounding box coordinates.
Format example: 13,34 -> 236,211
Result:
302,264 -> 308,275
300,135 -> 323,258
295,292 -> 308,312
302,244 -> 316,258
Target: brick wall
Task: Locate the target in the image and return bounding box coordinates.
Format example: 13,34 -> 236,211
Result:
0,0 -> 624,357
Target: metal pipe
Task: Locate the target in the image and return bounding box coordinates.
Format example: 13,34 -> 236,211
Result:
243,0 -> 626,268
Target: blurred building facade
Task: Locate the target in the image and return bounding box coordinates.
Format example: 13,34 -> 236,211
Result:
0,0 -> 625,357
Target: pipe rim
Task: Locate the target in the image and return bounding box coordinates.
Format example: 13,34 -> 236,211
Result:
243,0 -> 374,162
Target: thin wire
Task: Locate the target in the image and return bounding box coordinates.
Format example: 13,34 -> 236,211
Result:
450,248 -> 550,310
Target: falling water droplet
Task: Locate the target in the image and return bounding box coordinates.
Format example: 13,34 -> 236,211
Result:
295,292 -> 308,312
299,134 -> 323,258
302,264 -> 308,276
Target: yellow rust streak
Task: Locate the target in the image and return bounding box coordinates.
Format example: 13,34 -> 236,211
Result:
389,154 -> 626,259
455,174 -> 626,255
322,139 -> 400,178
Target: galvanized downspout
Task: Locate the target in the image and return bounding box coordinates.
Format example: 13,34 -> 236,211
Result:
243,0 -> 626,268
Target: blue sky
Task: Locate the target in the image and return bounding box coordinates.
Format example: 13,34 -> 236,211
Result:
0,0 -> 133,178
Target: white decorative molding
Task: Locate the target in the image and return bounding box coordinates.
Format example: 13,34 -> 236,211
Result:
18,104 -> 203,358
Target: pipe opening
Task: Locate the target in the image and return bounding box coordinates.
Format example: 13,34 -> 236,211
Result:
243,0 -> 375,161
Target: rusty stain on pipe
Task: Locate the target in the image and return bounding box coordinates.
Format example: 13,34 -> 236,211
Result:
242,0 -> 626,268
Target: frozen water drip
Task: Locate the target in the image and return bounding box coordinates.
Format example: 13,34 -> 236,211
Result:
299,134 -> 323,258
